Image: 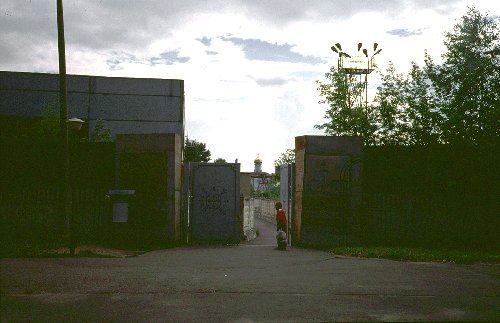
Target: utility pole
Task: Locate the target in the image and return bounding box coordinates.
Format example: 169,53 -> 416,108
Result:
57,0 -> 73,254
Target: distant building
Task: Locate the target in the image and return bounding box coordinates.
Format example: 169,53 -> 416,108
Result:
251,155 -> 271,192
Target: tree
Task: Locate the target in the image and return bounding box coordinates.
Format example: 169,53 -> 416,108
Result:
35,103 -> 113,143
315,68 -> 376,144
373,62 -> 409,145
90,119 -> 112,142
213,157 -> 227,163
38,102 -> 60,140
426,6 -> 499,145
184,137 -> 211,162
316,6 -> 499,146
403,61 -> 443,145
374,61 -> 443,145
273,148 -> 295,167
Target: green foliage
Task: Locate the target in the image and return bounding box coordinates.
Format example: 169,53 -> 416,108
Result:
90,119 -> 112,142
213,157 -> 227,163
184,137 -> 211,162
374,62 -> 443,145
251,176 -> 280,199
316,6 -> 499,146
273,148 -> 295,167
37,102 -> 60,140
315,68 -> 376,143
426,6 -> 499,145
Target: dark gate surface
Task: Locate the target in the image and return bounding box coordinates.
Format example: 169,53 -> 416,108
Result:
188,163 -> 240,243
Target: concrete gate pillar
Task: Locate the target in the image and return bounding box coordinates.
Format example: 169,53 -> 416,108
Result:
294,136 -> 362,247
115,133 -> 182,245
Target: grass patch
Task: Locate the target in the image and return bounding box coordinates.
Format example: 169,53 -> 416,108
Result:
328,246 -> 500,264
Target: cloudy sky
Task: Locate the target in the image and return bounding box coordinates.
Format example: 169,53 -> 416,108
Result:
1,0 -> 499,172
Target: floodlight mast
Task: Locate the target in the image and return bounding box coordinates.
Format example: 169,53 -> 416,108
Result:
364,45 -> 382,108
331,42 -> 382,108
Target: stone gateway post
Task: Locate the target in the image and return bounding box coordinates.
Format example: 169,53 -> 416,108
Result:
294,136 -> 362,247
114,133 -> 182,246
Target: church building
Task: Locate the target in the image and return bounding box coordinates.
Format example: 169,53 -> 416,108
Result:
251,155 -> 272,193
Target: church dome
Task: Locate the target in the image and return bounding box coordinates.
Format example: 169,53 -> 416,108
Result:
254,155 -> 262,164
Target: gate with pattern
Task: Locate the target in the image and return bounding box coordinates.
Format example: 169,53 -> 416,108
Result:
185,163 -> 241,243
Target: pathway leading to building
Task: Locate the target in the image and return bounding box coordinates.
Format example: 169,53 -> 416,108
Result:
1,218 -> 498,322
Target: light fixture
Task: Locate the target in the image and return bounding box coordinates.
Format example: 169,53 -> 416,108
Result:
330,46 -> 339,53
67,117 -> 85,131
357,43 -> 363,51
335,43 -> 342,51
362,49 -> 368,57
374,43 -> 378,51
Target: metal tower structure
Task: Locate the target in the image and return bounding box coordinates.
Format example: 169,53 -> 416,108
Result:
331,42 -> 382,107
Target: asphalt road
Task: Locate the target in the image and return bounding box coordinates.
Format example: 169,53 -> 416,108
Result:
1,218 -> 498,322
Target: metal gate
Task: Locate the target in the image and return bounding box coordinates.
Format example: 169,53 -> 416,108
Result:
280,163 -> 294,245
185,163 -> 241,243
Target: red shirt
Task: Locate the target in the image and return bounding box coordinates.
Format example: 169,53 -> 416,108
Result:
276,208 -> 287,226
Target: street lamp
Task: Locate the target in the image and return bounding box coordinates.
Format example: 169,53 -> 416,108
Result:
67,118 -> 85,132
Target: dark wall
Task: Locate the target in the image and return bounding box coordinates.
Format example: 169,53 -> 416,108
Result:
361,144 -> 499,250
0,137 -> 115,189
0,138 -> 115,247
0,71 -> 185,140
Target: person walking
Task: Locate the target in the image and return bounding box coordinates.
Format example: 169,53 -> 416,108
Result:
275,202 -> 287,232
275,202 -> 287,250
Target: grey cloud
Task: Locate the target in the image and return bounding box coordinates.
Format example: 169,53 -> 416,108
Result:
0,0 -> 473,71
149,50 -> 190,66
205,50 -> 218,55
220,37 -> 325,64
106,52 -> 138,71
386,28 -> 424,37
236,0 -> 464,25
197,37 -> 212,46
107,50 -> 190,70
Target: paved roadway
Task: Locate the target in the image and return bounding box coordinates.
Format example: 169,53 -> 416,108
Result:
1,219 -> 498,322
